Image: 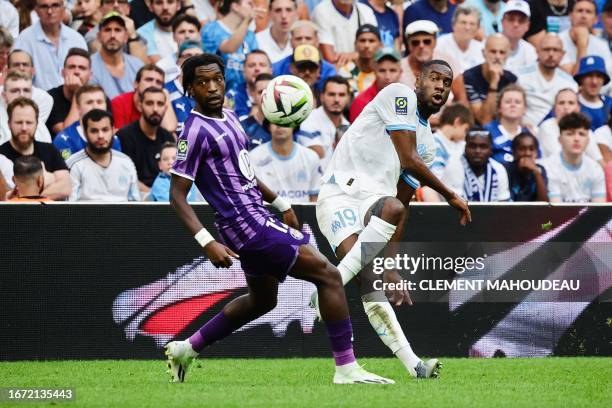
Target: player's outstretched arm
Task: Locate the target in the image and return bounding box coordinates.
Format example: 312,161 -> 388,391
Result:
389,129 -> 471,226
170,174 -> 238,267
256,177 -> 300,230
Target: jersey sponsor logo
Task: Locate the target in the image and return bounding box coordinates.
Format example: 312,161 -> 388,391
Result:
177,139 -> 189,161
238,149 -> 256,180
241,178 -> 258,191
395,96 -> 408,115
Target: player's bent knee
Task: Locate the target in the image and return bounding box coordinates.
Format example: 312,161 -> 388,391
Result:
381,197 -> 405,225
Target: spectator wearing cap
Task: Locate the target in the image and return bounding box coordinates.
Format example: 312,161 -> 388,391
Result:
403,0 -> 456,36
559,0 -> 612,76
14,0 -> 88,90
601,0 -> 612,52
84,0 -> 147,64
525,0 -> 573,48
91,12 -> 145,100
256,0 -> 298,64
337,24 -> 381,96
156,14 -> 202,82
502,0 -> 538,75
290,44 -> 322,98
400,20 -> 464,103
348,47 -> 402,122
574,55 -> 612,130
164,40 -> 203,133
459,34 -> 517,125
463,0 -> 506,37
312,0 -> 378,67
436,5 -> 484,73
516,33 -> 578,127
361,0 -> 400,49
272,20 -> 337,91
137,0 -> 182,64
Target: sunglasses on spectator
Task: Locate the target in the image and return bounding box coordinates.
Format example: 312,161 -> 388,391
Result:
36,2 -> 63,11
409,38 -> 433,47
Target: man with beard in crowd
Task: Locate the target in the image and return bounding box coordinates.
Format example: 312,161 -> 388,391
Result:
138,0 -> 182,63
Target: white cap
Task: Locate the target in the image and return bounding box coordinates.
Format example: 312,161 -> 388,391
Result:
404,20 -> 440,38
504,0 -> 531,18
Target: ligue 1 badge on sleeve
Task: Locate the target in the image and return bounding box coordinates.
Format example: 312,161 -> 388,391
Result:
395,97 -> 408,115
177,139 -> 189,161
290,228 -> 304,240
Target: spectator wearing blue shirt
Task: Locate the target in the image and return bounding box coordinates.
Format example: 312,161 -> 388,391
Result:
240,73 -> 273,149
360,0 -> 400,49
464,0 -> 506,36
137,0 -> 182,64
484,84 -> 531,165
54,85 -> 121,160
272,20 -> 337,92
164,40 -> 202,134
403,0 -> 457,35
201,0 -> 262,92
574,55 -> 612,130
14,0 -> 88,90
91,12 -> 144,100
150,142 -> 200,201
225,50 -> 272,120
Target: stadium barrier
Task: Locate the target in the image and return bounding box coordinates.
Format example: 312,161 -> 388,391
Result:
1,203 -> 610,360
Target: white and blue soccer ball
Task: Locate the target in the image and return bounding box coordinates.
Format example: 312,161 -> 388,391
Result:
261,75 -> 314,127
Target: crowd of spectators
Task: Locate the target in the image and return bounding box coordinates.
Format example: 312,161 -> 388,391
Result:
0,0 -> 611,204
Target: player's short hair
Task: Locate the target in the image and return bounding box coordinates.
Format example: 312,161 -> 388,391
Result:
245,50 -> 272,66
75,84 -> 106,105
254,73 -> 274,84
140,86 -> 166,102
452,4 -> 481,26
135,64 -> 165,83
0,27 -> 14,49
182,53 -> 225,92
82,108 -> 114,133
172,14 -> 201,32
421,59 -> 453,78
64,47 -> 91,67
7,97 -> 38,122
512,131 -> 539,152
7,49 -> 33,68
13,155 -> 42,180
3,69 -> 32,83
159,141 -> 177,158
322,75 -> 351,94
466,127 -> 493,145
559,112 -> 591,132
497,83 -> 527,109
439,103 -> 474,127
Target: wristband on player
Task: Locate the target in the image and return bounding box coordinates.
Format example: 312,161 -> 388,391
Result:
194,228 -> 215,248
271,196 -> 291,212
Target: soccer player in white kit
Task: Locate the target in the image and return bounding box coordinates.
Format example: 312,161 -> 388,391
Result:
313,60 -> 472,378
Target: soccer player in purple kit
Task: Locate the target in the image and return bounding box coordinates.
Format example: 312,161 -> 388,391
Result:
164,53 -> 394,385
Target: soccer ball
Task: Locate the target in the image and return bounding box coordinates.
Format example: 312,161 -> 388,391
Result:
261,75 -> 314,127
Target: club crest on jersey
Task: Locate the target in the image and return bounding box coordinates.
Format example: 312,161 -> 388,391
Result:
177,139 -> 189,161
395,97 -> 408,115
290,228 -> 304,240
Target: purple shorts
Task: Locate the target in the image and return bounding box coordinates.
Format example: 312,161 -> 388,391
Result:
238,217 -> 310,282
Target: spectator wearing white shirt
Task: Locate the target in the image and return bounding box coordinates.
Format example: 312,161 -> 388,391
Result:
0,1 -> 19,39
312,0 -> 377,67
517,33 -> 578,127
156,14 -> 202,82
256,0 -> 297,64
299,75 -> 350,171
541,111 -> 606,202
436,5 -> 484,73
66,109 -> 140,201
14,0 -> 88,90
137,0 -> 182,64
559,0 -> 612,77
593,115 -> 612,164
250,123 -> 321,203
0,28 -> 13,85
501,0 -> 537,75
0,152 -> 13,199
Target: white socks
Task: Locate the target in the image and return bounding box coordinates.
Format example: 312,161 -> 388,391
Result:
336,215 -> 397,285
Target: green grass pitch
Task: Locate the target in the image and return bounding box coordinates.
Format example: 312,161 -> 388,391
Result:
1,358 -> 610,407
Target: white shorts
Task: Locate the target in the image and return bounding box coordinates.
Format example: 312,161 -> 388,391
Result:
316,183 -> 385,252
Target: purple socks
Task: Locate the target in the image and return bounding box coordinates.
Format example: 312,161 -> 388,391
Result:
325,318 -> 356,367
188,311 -> 236,353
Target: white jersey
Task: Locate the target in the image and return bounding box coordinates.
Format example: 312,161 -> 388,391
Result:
298,106 -> 349,172
67,149 -> 141,202
505,40 -> 538,75
255,27 -> 293,64
322,83 -> 436,199
435,34 -> 484,73
0,153 -> 14,189
430,130 -> 465,197
536,117 -> 603,162
593,125 -> 612,151
541,153 -> 606,202
516,64 -> 578,127
250,142 -> 321,204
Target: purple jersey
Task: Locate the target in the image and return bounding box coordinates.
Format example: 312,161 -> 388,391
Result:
171,109 -> 271,249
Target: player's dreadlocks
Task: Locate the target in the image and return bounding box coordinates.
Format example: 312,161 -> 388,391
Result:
181,53 -> 225,96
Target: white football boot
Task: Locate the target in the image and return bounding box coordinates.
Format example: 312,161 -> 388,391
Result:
333,363 -> 395,384
414,359 -> 442,379
164,340 -> 198,383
